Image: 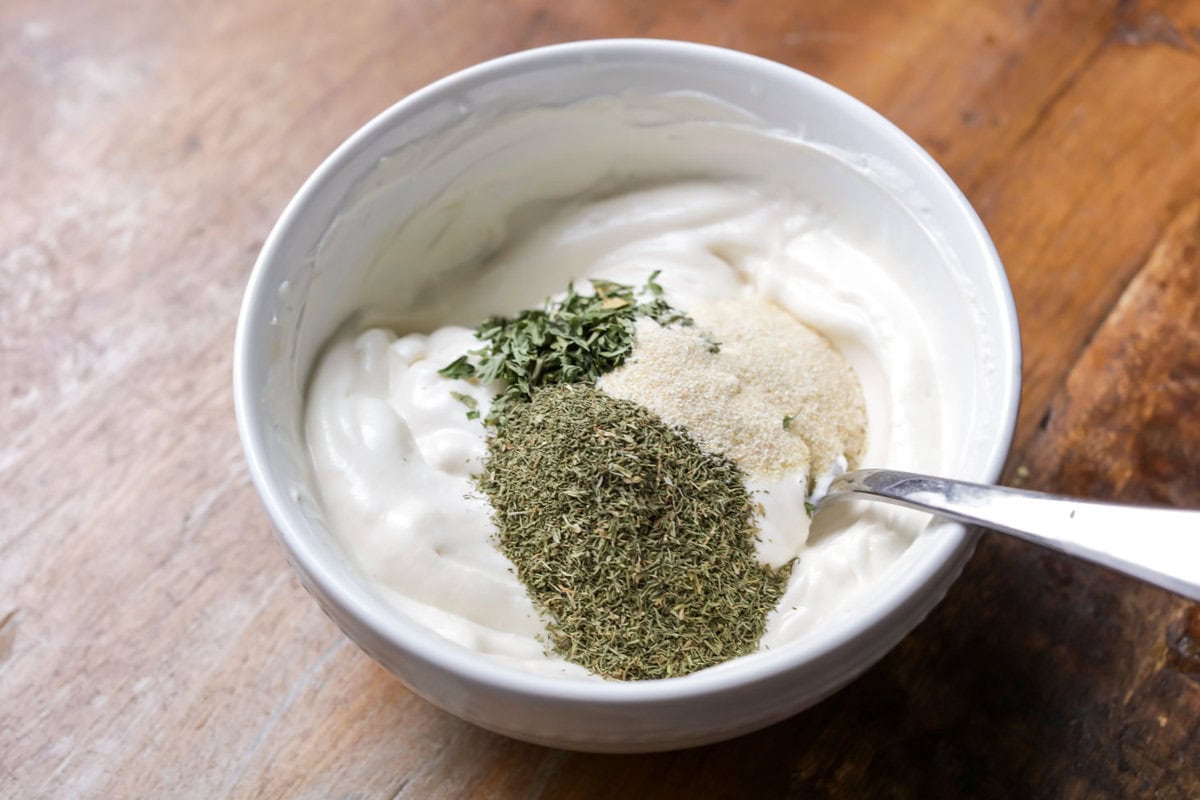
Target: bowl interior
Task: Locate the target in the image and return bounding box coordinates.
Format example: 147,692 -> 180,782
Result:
235,40 -> 1019,705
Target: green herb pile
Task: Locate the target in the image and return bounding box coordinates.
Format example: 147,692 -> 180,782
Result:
438,272 -> 692,424
478,383 -> 791,681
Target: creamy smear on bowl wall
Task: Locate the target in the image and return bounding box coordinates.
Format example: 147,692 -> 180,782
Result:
305,162 -> 945,677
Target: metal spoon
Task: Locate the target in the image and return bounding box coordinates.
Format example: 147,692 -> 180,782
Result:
817,469 -> 1200,602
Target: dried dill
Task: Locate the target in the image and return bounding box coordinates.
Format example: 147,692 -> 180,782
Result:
477,383 -> 792,681
439,272 -> 690,424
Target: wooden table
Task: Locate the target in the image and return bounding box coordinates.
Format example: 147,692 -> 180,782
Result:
4,1 -> 1199,796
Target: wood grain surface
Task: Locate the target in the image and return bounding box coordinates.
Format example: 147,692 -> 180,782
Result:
3,1 -> 1199,797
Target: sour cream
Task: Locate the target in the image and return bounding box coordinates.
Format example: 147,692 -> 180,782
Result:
306,178 -> 943,679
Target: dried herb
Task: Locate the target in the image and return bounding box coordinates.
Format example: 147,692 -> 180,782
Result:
439,273 -> 690,424
478,383 -> 791,681
449,391 -> 476,407
450,391 -> 480,420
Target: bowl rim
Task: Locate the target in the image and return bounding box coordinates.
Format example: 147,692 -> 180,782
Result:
234,37 -> 1022,704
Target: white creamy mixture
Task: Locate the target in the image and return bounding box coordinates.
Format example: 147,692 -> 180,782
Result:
307,180 -> 943,679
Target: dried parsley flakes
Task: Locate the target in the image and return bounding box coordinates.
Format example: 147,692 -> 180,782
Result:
439,272 -> 690,424
478,382 -> 791,681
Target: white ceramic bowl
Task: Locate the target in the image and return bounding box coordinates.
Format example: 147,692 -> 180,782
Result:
234,39 -> 1020,752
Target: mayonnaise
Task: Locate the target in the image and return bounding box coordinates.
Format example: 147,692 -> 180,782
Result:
306,178 -> 943,679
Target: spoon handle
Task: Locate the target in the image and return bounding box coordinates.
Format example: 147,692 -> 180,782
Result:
821,469 -> 1200,602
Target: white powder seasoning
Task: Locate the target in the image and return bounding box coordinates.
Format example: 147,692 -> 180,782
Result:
597,295 -> 867,483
